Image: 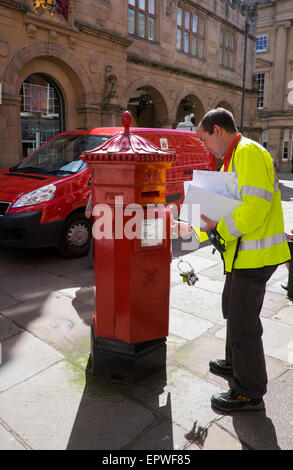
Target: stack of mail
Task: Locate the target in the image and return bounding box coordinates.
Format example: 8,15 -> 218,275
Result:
179,170 -> 242,228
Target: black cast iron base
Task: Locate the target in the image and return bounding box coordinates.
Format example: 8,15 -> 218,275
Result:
90,326 -> 167,383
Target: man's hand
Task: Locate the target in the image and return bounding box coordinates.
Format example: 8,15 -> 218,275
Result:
171,216 -> 193,238
201,214 -> 217,232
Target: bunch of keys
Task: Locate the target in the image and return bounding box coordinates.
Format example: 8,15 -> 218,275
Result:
177,259 -> 199,286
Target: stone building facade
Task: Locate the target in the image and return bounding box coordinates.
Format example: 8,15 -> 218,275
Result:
255,0 -> 293,171
0,0 -> 258,170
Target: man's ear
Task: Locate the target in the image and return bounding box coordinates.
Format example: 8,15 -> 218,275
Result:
213,124 -> 222,136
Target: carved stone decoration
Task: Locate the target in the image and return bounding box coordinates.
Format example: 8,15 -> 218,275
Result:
67,0 -> 76,25
103,65 -> 118,105
33,0 -> 70,21
89,51 -> 99,74
26,23 -> 37,38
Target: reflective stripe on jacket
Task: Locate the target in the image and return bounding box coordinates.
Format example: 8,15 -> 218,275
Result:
216,137 -> 291,272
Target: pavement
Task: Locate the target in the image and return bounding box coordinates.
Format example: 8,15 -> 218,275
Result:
0,173 -> 292,451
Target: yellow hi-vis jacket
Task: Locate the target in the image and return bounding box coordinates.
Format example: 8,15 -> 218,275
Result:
216,137 -> 291,273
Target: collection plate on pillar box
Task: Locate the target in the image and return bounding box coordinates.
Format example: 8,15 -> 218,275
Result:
141,218 -> 164,247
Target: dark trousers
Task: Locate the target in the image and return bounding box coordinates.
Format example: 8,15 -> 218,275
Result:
222,265 -> 277,399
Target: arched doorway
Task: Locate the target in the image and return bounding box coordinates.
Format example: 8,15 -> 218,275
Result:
127,86 -> 168,127
176,95 -> 205,128
20,74 -> 65,158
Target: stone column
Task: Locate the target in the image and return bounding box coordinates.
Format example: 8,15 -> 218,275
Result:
155,119 -> 176,129
0,94 -> 22,169
272,21 -> 291,111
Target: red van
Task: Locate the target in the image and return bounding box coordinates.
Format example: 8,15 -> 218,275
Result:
0,127 -> 216,257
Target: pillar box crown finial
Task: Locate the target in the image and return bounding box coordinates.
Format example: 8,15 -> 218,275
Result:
81,111 -> 176,163
121,110 -> 132,133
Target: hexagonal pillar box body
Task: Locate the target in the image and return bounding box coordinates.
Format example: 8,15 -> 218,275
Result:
82,112 -> 176,382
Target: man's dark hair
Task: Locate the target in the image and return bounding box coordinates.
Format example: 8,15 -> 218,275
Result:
199,108 -> 238,135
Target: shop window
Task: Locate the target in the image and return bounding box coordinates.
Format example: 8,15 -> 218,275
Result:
256,72 -> 265,109
219,27 -> 235,69
128,0 -> 156,41
176,6 -> 205,59
20,74 -> 64,158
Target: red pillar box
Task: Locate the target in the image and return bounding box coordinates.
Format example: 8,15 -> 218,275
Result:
81,112 -> 176,382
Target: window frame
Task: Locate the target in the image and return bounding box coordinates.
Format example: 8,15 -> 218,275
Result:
176,6 -> 205,59
261,130 -> 268,150
282,129 -> 290,161
219,26 -> 236,70
128,0 -> 156,42
256,34 -> 268,53
256,72 -> 266,109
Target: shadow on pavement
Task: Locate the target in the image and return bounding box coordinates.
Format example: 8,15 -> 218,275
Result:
0,246 -> 93,375
66,359 -> 174,450
232,411 -> 280,450
211,377 -> 280,450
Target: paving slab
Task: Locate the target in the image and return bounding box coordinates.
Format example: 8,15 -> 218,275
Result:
0,331 -> 63,392
0,358 -> 156,450
0,290 -> 20,310
0,314 -> 22,342
215,316 -> 293,364
1,291 -> 92,356
173,332 -> 226,378
23,248 -> 89,276
170,284 -> 224,326
198,262 -> 226,281
0,269 -> 81,303
261,291 -> 290,316
169,308 -> 213,340
127,417 -> 191,451
264,370 -> 293,450
215,411 -> 282,450
186,422 -> 243,450
273,304 -> 293,326
0,423 -> 26,450
217,371 -> 293,450
166,334 -> 188,362
171,252 -> 219,274
262,317 -> 293,363
128,366 -> 224,430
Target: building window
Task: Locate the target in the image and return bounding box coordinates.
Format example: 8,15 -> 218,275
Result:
282,130 -> 290,161
219,28 -> 235,69
128,0 -> 156,41
256,72 -> 265,109
176,6 -> 205,59
262,130 -> 268,150
256,34 -> 268,52
20,74 -> 64,158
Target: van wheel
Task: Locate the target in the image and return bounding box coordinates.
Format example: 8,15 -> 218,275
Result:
58,212 -> 91,258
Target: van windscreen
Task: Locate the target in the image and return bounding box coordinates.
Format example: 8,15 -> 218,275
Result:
11,134 -> 111,176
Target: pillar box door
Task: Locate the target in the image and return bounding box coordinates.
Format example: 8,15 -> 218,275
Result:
81,112 -> 176,346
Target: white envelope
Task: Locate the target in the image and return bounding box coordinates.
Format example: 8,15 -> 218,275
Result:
180,184 -> 242,228
188,170 -> 241,201
195,170 -> 238,197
